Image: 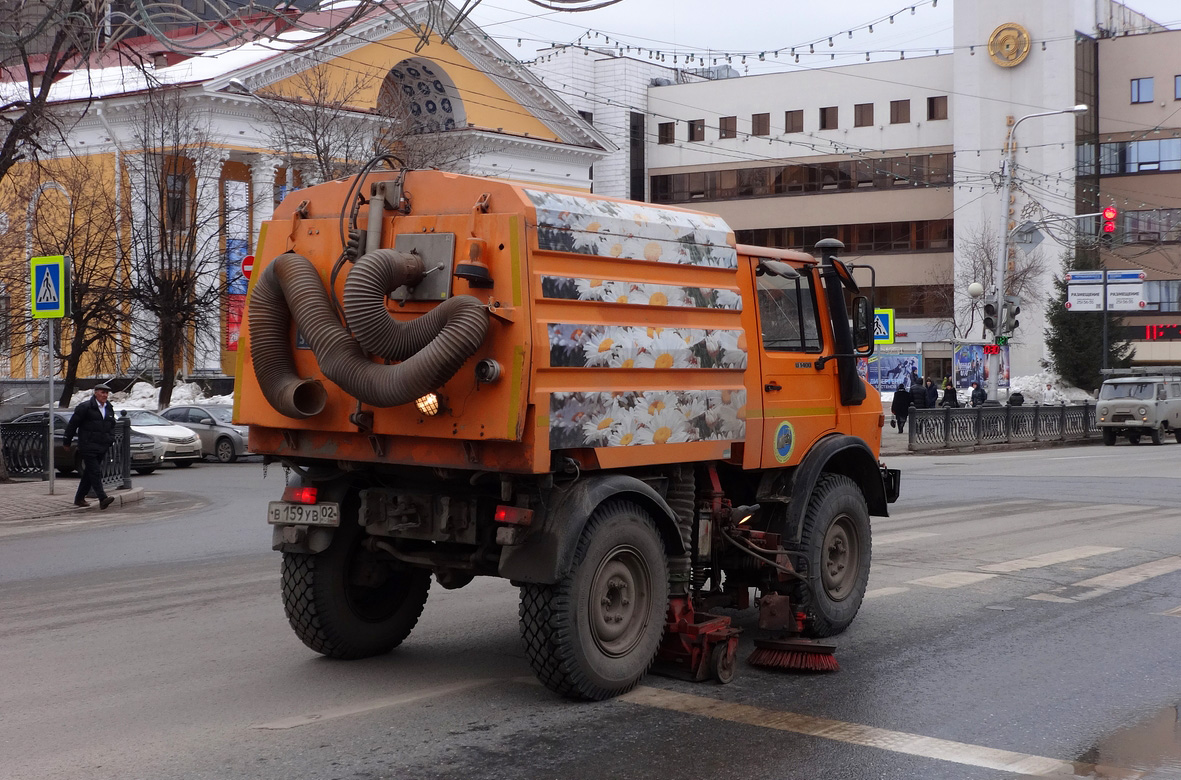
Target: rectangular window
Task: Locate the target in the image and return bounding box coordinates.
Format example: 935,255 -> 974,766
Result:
890,99 -> 910,124
719,115 -> 737,139
819,106 -> 838,130
784,110 -> 803,133
688,119 -> 705,142
657,121 -> 675,145
926,95 -> 948,121
1131,77 -> 1154,103
757,271 -> 822,352
577,110 -> 594,124
854,103 -> 874,127
1176,75 -> 1181,100
752,112 -> 770,136
629,112 -> 645,201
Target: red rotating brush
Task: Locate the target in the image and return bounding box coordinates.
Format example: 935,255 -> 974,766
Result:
747,638 -> 839,672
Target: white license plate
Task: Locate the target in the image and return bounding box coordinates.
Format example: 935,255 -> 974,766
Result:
267,501 -> 341,527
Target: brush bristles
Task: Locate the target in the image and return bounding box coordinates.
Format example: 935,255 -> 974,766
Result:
747,648 -> 840,672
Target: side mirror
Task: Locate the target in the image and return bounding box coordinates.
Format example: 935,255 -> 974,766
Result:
852,296 -> 873,352
756,259 -> 800,279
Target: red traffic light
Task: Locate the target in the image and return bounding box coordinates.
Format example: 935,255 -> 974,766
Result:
1102,206 -> 1117,220
1102,206 -> 1118,233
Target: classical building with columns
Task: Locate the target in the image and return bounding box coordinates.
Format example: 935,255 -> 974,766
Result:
0,5 -> 609,391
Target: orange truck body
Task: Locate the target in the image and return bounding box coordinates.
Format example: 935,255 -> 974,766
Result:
235,170 -> 883,470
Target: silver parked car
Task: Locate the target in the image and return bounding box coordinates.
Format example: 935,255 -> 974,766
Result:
160,404 -> 250,463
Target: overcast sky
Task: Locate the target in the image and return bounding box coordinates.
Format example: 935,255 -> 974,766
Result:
468,0 -> 1181,73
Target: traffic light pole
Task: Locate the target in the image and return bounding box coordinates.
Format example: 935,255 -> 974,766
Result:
989,125 -> 1016,402
989,105 -> 1089,402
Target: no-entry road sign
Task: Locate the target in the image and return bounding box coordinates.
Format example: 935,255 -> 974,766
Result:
241,254 -> 255,280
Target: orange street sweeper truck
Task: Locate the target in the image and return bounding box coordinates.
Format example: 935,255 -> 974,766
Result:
234,165 -> 900,700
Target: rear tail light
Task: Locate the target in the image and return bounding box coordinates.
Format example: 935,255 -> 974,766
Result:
494,505 -> 533,526
282,486 -> 319,504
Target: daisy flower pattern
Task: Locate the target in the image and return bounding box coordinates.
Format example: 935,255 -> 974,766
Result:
548,389 -> 747,449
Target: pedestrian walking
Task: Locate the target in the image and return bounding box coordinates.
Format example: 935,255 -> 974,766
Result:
925,378 -> 939,408
890,383 -> 912,433
1041,382 -> 1059,405
64,383 -> 118,510
970,381 -> 987,407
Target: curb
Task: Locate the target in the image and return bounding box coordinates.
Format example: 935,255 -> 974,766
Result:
901,438 -> 1104,456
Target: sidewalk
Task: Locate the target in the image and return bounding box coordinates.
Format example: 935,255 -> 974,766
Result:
0,478 -> 144,526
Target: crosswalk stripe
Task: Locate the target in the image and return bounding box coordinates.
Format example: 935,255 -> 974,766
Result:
620,686 -> 1139,779
1027,556 -> 1181,603
979,546 -> 1122,573
875,531 -> 938,546
864,586 -> 909,600
909,571 -> 997,589
1160,605 -> 1181,617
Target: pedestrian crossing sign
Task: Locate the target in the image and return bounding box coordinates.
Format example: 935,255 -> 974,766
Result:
873,308 -> 895,344
30,255 -> 70,319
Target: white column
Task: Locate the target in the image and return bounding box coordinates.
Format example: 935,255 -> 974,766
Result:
248,155 -> 278,251
192,154 -> 227,375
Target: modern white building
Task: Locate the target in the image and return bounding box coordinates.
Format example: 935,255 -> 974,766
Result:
531,0 -> 1181,384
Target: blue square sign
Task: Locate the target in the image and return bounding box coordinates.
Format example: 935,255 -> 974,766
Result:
30,255 -> 67,319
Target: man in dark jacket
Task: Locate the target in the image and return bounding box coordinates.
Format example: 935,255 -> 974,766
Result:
970,381 -> 987,407
64,383 -> 117,509
925,378 -> 939,408
890,384 -> 912,433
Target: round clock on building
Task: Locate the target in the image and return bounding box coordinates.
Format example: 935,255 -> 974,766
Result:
988,23 -> 1031,67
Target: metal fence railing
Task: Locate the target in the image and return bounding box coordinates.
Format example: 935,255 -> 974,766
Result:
907,402 -> 1098,451
1,417 -> 132,491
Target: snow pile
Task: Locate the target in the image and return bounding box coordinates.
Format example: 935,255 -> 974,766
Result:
67,381 -> 234,410
878,372 -> 1095,408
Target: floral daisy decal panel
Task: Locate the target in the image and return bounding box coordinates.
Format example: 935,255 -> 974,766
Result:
523,189 -> 737,270
547,324 -> 747,370
549,389 -> 747,450
540,276 -> 743,311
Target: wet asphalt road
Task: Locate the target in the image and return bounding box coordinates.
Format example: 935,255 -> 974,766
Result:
1,443 -> 1179,779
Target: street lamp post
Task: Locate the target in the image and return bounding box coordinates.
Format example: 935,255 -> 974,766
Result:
988,104 -> 1088,401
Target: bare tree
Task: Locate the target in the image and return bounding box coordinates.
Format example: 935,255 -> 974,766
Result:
918,225 -> 1050,341
124,83 -> 238,408
0,155 -> 128,404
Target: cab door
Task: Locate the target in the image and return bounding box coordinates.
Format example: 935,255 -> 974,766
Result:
753,265 -> 838,468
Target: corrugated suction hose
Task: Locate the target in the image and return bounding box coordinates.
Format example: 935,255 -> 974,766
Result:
249,251 -> 489,418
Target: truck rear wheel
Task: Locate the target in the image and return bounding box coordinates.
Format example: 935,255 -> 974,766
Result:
281,520 -> 430,659
518,501 -> 669,701
792,474 -> 871,638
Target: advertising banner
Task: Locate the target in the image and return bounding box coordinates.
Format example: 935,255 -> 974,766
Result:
953,344 -> 1010,389
866,354 -> 921,391
225,294 -> 245,351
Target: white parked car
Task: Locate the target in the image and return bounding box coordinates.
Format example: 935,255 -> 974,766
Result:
121,409 -> 203,467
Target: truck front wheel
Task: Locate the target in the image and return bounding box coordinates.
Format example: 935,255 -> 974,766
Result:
1102,429 -> 1117,446
792,474 -> 871,638
281,520 -> 430,659
519,501 -> 669,701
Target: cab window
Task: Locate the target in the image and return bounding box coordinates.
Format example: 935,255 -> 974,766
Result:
757,270 -> 821,352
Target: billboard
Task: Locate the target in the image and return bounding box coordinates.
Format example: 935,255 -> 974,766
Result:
953,344 -> 1010,389
865,354 -> 922,391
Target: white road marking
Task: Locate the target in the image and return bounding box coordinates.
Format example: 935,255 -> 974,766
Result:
864,586 -> 909,600
875,531 -> 938,546
979,546 -> 1122,573
1027,556 -> 1181,603
620,686 -> 1142,779
1160,605 -> 1181,617
251,679 -> 497,730
909,571 -> 997,589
